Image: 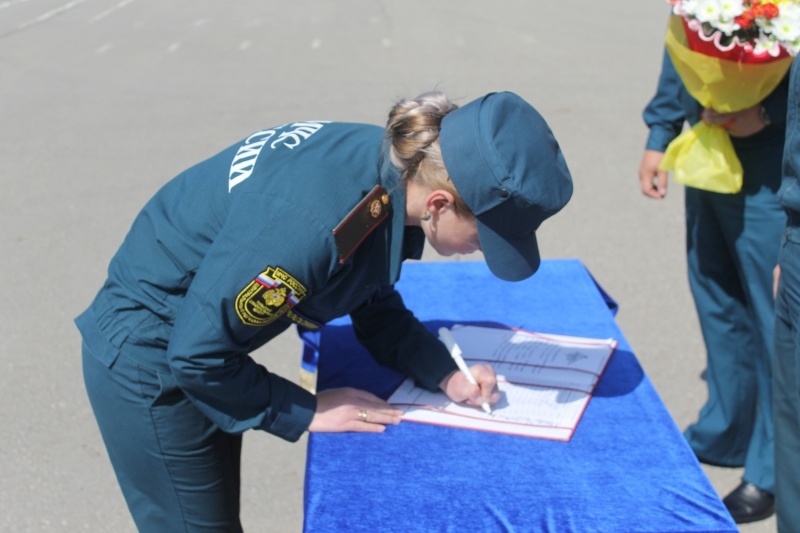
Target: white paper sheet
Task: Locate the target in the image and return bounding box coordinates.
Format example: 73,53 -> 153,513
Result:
388,325 -> 618,441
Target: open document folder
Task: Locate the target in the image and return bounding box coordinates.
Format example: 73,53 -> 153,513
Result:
388,325 -> 618,441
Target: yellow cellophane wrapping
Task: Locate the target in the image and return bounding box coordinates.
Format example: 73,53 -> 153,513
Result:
660,15 -> 792,193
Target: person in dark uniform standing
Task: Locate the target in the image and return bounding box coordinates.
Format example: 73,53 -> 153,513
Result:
76,90 -> 573,531
774,53 -> 800,533
639,47 -> 789,524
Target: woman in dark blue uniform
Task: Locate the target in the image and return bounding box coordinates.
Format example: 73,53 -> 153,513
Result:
639,47 -> 789,524
77,90 -> 573,531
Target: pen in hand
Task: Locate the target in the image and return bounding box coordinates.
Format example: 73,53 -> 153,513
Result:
438,327 -> 493,415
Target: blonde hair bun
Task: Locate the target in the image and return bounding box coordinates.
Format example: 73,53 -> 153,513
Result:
385,91 -> 469,214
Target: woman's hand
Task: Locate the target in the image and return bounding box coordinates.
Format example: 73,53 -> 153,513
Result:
439,365 -> 500,410
702,104 -> 767,138
308,387 -> 402,433
639,150 -> 668,199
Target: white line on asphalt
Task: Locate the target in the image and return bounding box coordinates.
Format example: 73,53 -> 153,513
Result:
0,0 -> 93,39
89,0 -> 135,23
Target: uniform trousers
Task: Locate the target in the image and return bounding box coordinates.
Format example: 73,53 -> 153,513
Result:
774,222 -> 800,531
682,152 -> 784,493
83,337 -> 243,532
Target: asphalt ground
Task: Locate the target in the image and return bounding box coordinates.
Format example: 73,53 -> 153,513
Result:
0,1 -> 776,531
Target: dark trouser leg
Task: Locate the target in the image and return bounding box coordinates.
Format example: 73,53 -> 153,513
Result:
775,228 -> 800,531
83,343 -> 243,532
684,183 -> 782,491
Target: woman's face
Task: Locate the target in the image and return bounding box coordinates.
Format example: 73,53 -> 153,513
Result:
422,207 -> 481,257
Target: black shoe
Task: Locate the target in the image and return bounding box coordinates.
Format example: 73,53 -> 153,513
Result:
722,482 -> 775,524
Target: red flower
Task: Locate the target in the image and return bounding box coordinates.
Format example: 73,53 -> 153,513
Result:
761,4 -> 780,19
735,13 -> 754,30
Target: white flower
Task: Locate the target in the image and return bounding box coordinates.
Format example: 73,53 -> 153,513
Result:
768,4 -> 800,43
677,0 -> 700,16
719,0 -> 745,18
715,19 -> 740,34
693,0 -> 723,23
752,32 -> 782,56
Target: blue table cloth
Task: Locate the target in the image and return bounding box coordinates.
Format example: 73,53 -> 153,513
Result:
303,260 -> 736,532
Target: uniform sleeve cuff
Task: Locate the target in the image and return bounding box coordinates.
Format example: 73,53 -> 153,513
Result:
645,126 -> 676,153
261,376 -> 318,442
410,342 -> 459,392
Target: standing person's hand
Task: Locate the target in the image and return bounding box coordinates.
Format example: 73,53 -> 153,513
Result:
639,150 -> 669,199
702,103 -> 767,138
439,365 -> 499,410
309,387 -> 402,433
774,265 -> 782,299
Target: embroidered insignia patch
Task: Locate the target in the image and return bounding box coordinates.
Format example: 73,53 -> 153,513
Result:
235,266 -> 307,326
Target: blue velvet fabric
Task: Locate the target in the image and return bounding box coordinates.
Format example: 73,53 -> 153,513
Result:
303,260 -> 736,532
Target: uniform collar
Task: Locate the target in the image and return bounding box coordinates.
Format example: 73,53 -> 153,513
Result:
372,150 -> 412,285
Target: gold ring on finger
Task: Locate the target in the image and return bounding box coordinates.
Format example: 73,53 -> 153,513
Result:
358,409 -> 368,422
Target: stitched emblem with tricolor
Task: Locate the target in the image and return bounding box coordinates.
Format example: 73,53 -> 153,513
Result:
235,266 -> 307,326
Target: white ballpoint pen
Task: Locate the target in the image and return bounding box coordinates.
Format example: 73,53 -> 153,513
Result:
439,327 -> 493,414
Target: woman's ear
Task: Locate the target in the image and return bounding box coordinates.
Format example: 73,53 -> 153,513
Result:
425,189 -> 457,216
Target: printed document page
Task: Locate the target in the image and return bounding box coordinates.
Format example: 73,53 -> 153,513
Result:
388,325 -> 618,441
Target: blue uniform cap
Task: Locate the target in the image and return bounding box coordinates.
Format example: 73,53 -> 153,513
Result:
439,92 -> 573,282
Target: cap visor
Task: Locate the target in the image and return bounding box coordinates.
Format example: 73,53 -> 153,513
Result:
477,219 -> 541,282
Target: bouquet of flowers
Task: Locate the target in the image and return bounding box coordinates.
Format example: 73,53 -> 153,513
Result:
674,0 -> 800,56
660,0 -> 798,193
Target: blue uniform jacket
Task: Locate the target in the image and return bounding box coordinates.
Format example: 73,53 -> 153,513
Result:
779,58 -> 800,217
76,121 -> 459,442
643,49 -> 789,157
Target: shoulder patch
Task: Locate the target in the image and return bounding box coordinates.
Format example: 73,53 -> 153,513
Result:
332,185 -> 391,263
235,266 -> 307,327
